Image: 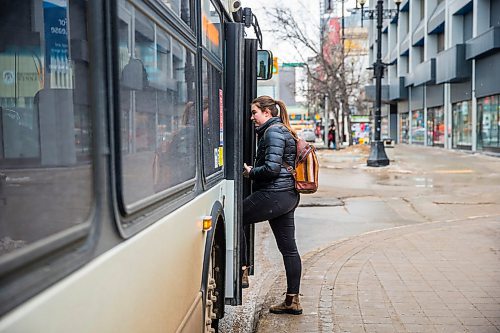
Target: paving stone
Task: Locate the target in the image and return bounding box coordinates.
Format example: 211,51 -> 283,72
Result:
256,219 -> 500,333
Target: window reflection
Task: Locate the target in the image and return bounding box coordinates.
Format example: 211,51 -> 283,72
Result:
411,110 -> 425,144
202,60 -> 223,177
427,106 -> 445,146
161,0 -> 193,28
400,113 -> 409,144
118,1 -> 197,210
201,0 -> 222,58
0,0 -> 92,256
452,100 -> 472,148
478,95 -> 500,149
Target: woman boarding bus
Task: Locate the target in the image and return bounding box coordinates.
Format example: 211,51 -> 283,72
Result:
0,0 -> 272,331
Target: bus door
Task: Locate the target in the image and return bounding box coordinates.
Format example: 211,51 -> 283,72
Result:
241,38 -> 273,290
224,21 -> 245,305
243,38 -> 258,269
224,34 -> 258,305
224,10 -> 273,306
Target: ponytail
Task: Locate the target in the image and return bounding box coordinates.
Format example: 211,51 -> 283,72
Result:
251,95 -> 298,140
275,100 -> 298,140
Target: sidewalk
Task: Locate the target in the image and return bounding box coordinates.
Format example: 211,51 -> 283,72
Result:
256,217 -> 500,333
254,145 -> 500,333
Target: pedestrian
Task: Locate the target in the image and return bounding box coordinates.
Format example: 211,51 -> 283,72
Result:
315,124 -> 321,139
328,126 -> 336,149
242,95 -> 303,315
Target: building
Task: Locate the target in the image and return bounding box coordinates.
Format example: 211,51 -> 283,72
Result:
320,0 -> 370,143
364,0 -> 500,154
257,64 -> 313,130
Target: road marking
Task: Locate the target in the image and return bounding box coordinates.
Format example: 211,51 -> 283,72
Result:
433,169 -> 474,174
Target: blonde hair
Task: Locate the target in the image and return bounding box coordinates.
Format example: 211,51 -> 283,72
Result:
251,95 -> 298,139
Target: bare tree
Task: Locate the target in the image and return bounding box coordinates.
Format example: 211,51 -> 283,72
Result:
264,6 -> 368,148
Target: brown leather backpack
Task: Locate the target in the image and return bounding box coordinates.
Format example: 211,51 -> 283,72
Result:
283,138 -> 319,194
267,124 -> 320,194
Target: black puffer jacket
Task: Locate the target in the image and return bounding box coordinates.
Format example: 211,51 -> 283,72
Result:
249,117 -> 297,191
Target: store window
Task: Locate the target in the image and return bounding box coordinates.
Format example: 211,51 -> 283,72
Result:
477,95 -> 500,149
400,113 -> 409,143
427,106 -> 445,146
202,60 -> 224,178
0,0 -> 92,256
118,2 -> 197,211
411,110 -> 424,144
452,100 -> 472,148
381,116 -> 389,140
201,0 -> 222,59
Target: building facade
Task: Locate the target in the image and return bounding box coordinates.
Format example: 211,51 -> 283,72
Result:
320,1 -> 371,144
365,0 -> 500,154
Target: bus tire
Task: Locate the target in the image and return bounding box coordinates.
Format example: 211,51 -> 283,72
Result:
204,267 -> 218,333
203,204 -> 226,333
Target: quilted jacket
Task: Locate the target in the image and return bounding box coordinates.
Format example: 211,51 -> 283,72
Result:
249,117 -> 297,191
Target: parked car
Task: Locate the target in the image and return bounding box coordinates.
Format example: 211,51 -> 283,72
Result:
298,128 -> 316,142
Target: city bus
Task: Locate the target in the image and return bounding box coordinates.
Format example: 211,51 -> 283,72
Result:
0,0 -> 272,331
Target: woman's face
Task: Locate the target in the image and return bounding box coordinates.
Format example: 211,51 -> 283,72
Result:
250,104 -> 272,127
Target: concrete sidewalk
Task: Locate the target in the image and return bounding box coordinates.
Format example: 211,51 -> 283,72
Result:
256,217 -> 500,333
246,145 -> 500,333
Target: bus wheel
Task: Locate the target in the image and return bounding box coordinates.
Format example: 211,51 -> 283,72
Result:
205,247 -> 218,333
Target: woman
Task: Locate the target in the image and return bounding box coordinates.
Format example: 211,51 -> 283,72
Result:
242,95 -> 302,315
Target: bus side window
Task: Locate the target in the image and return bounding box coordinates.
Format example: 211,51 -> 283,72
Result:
201,60 -> 223,178
117,1 -> 197,214
0,0 -> 93,260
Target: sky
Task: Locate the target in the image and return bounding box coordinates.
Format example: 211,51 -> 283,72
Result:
246,0 -> 359,63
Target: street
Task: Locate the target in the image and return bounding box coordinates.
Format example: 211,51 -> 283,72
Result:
219,144 -> 500,333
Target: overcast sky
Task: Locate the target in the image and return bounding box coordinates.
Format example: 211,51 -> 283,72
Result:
246,0 -> 358,63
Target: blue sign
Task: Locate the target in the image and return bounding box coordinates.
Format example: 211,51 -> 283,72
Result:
43,0 -> 69,74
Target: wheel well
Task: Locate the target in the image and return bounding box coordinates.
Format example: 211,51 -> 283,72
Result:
212,215 -> 226,319
201,202 -> 227,325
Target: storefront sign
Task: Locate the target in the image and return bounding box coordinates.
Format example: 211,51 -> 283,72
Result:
43,0 -> 69,75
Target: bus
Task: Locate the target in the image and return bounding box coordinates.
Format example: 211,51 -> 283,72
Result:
287,105 -> 314,132
0,0 -> 272,331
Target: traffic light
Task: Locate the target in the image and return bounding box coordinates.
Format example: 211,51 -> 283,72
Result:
272,57 -> 279,74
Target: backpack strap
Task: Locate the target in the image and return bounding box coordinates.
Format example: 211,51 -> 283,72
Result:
264,123 -> 297,177
282,161 -> 296,177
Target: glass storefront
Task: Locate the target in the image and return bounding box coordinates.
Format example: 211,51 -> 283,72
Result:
400,113 -> 409,143
381,116 -> 389,139
477,94 -> 500,150
427,106 -> 445,146
411,110 -> 424,144
452,100 -> 472,148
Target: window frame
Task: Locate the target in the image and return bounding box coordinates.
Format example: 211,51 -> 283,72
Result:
145,0 -> 197,38
0,0 -> 100,316
200,0 -> 223,61
112,0 -> 202,236
200,55 -> 225,186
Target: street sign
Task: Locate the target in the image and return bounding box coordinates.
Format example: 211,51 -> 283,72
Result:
282,62 -> 305,67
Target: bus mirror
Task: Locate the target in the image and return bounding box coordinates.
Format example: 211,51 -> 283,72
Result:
257,50 -> 273,80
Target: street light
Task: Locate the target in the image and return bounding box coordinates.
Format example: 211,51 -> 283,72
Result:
359,0 -> 401,167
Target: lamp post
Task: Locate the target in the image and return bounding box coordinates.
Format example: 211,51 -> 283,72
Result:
359,0 -> 401,167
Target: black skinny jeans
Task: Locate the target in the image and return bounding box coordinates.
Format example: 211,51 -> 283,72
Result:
243,190 -> 301,294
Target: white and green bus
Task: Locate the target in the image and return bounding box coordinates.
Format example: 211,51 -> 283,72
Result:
0,0 -> 272,331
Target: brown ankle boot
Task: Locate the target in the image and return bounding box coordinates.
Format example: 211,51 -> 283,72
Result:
242,267 -> 249,289
269,294 -> 303,315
